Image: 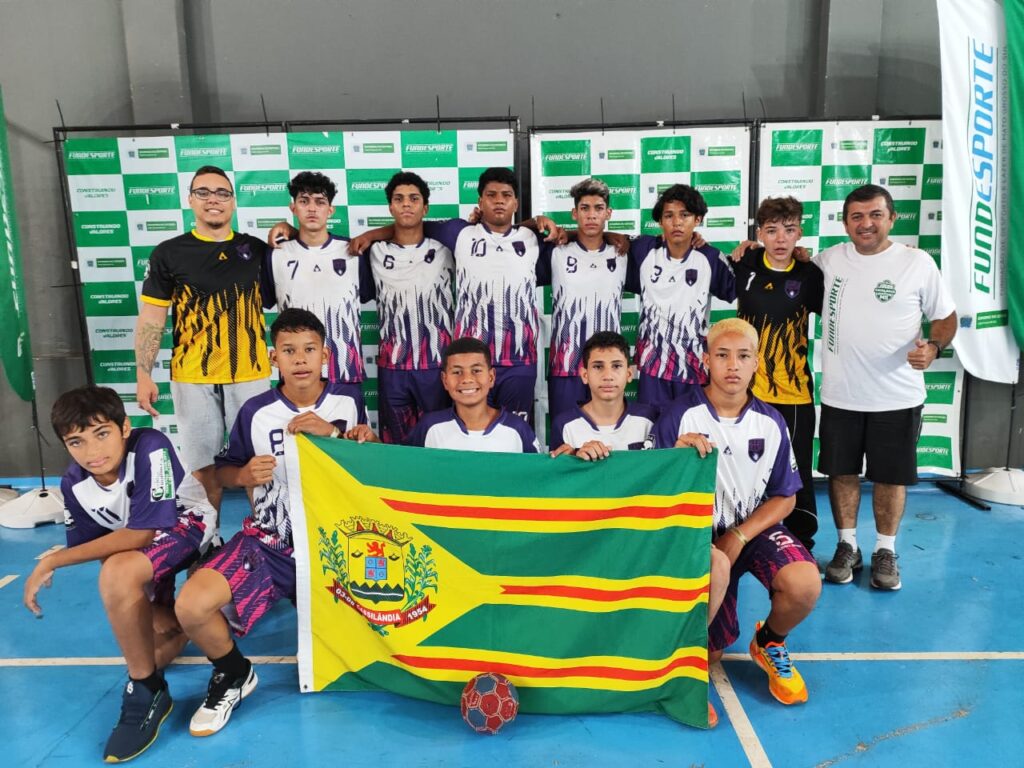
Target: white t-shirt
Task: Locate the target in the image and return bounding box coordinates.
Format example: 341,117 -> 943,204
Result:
814,241 -> 956,411
406,408 -> 540,453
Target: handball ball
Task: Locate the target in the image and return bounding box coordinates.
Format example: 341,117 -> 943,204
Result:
460,672 -> 519,734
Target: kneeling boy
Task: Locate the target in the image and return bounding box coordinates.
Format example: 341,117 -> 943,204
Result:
653,318 -> 820,707
25,386 -> 215,762
406,337 -> 540,453
549,331 -> 659,460
174,308 -> 376,738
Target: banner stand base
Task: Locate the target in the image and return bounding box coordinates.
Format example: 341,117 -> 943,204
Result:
960,469 -> 1024,507
936,478 -> 992,511
0,488 -> 65,529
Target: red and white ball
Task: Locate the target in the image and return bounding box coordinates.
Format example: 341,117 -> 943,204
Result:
460,672 -> 519,734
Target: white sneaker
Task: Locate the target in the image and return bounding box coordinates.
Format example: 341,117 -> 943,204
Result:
189,664 -> 258,737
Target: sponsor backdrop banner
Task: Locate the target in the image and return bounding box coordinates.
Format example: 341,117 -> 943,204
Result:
0,86 -> 34,401
287,434 -> 714,728
530,126 -> 752,444
937,0 -> 1018,383
1008,0 -> 1024,351
62,129 -> 514,449
758,120 -> 962,475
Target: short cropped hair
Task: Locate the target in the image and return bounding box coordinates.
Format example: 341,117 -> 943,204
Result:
842,184 -> 895,221
271,307 -> 326,345
706,317 -> 759,350
385,171 -> 430,204
51,386 -> 127,440
755,196 -> 803,227
571,178 -> 610,206
442,337 -> 491,369
477,167 -> 518,198
190,165 -> 232,191
581,331 -> 630,366
288,171 -> 337,203
652,184 -> 708,222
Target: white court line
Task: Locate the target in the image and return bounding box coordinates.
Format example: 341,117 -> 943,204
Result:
720,651 -> 1024,662
34,545 -> 65,561
0,655 -> 296,667
710,662 -> 772,768
0,575 -> 18,590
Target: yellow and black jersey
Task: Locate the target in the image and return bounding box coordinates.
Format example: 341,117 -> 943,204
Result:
141,230 -> 270,384
734,247 -> 824,405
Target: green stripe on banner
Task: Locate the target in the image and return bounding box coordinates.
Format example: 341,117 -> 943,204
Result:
324,662 -> 708,726
1006,2 -> 1024,347
414,524 -> 709,580
306,436 -> 718,500
419,604 -> 708,661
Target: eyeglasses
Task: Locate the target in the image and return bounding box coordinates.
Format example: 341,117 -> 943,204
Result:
190,187 -> 234,201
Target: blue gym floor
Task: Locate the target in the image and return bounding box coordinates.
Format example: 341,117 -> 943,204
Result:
1,482 -> 1021,767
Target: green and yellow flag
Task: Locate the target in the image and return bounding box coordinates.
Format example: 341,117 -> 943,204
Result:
288,436 -> 715,728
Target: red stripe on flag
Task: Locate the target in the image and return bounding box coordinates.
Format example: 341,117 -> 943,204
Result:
393,654 -> 707,681
380,497 -> 709,522
499,584 -> 708,602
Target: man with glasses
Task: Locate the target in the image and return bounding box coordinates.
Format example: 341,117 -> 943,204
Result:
134,165 -> 271,533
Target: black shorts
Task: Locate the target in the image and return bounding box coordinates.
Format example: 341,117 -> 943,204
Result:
817,404 -> 923,486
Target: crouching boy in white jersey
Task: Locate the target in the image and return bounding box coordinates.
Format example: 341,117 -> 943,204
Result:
653,318 -> 820,711
406,337 -> 540,453
174,308 -> 377,738
549,331 -> 659,460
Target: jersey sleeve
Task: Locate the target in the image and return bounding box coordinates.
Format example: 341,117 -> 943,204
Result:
125,431 -> 186,531
806,262 -> 825,315
535,242 -> 554,287
765,417 -> 803,499
704,246 -> 737,302
260,247 -> 278,310
423,219 -> 470,252
61,475 -> 103,548
919,255 -> 957,321
215,404 -> 256,468
651,404 -> 684,449
358,250 -> 375,304
404,418 -> 428,447
517,422 -> 541,454
140,243 -> 175,306
549,411 -> 570,449
625,236 -> 656,293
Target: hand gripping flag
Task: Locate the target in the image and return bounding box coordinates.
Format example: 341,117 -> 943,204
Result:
287,436 -> 715,728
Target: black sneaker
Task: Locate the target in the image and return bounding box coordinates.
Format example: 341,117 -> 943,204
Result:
103,677 -> 173,763
189,663 -> 258,737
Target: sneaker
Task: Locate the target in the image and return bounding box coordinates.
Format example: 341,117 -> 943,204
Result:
189,663 -> 258,737
103,678 -> 173,763
749,622 -> 808,705
823,542 -> 862,584
870,548 -> 902,590
707,701 -> 718,729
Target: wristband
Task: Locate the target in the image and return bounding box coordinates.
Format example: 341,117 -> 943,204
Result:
729,527 -> 749,546
329,426 -> 341,439
927,340 -> 943,356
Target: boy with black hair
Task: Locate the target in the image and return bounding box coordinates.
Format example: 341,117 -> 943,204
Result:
363,171 -> 454,444
539,178 -> 629,419
174,308 -> 376,738
263,171 -> 371,404
24,386 -> 215,762
549,331 -> 658,460
406,337 -> 540,453
627,184 -> 736,409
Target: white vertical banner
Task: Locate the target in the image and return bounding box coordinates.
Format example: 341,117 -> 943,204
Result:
937,0 -> 1019,383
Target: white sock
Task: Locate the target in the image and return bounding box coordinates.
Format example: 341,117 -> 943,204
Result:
875,534 -> 896,554
837,528 -> 858,550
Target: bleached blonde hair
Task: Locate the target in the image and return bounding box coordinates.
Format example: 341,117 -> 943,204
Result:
706,317 -> 759,350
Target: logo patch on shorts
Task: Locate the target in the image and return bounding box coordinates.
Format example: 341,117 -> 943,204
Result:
874,279 -> 896,302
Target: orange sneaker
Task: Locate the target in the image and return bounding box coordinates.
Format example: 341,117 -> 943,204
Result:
748,621 -> 808,705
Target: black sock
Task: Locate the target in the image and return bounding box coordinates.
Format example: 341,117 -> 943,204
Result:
131,670 -> 166,695
210,644 -> 249,681
757,621 -> 787,647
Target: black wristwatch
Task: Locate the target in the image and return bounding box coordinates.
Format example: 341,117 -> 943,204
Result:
927,339 -> 944,356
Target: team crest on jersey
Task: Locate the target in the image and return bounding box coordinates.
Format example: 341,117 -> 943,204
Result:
512,241 -> 527,257
424,249 -> 436,264
874,279 -> 896,302
236,243 -> 253,261
785,280 -> 800,299
319,516 -> 437,634
748,438 -> 765,462
607,257 -> 617,273
332,257 -> 347,276
685,269 -> 698,286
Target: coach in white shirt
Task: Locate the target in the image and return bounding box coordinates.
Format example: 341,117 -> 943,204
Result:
815,184 -> 956,592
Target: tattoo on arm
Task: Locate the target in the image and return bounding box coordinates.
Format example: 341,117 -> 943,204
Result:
135,321 -> 163,374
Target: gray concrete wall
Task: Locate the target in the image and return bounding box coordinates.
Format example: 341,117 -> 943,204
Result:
0,0 -> 1019,477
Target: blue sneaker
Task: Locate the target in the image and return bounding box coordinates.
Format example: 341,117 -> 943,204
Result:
103,677 -> 173,762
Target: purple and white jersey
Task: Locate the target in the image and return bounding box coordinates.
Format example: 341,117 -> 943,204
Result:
366,238 -> 454,370
652,388 -> 801,536
61,428 -> 213,548
262,235 -> 371,383
216,383 -> 365,550
426,220 -> 543,367
406,407 -> 540,453
550,401 -> 658,451
626,238 -> 736,384
538,241 -> 627,378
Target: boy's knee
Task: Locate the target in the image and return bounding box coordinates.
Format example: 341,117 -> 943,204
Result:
175,571 -> 229,627
774,563 -> 821,609
98,551 -> 151,599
